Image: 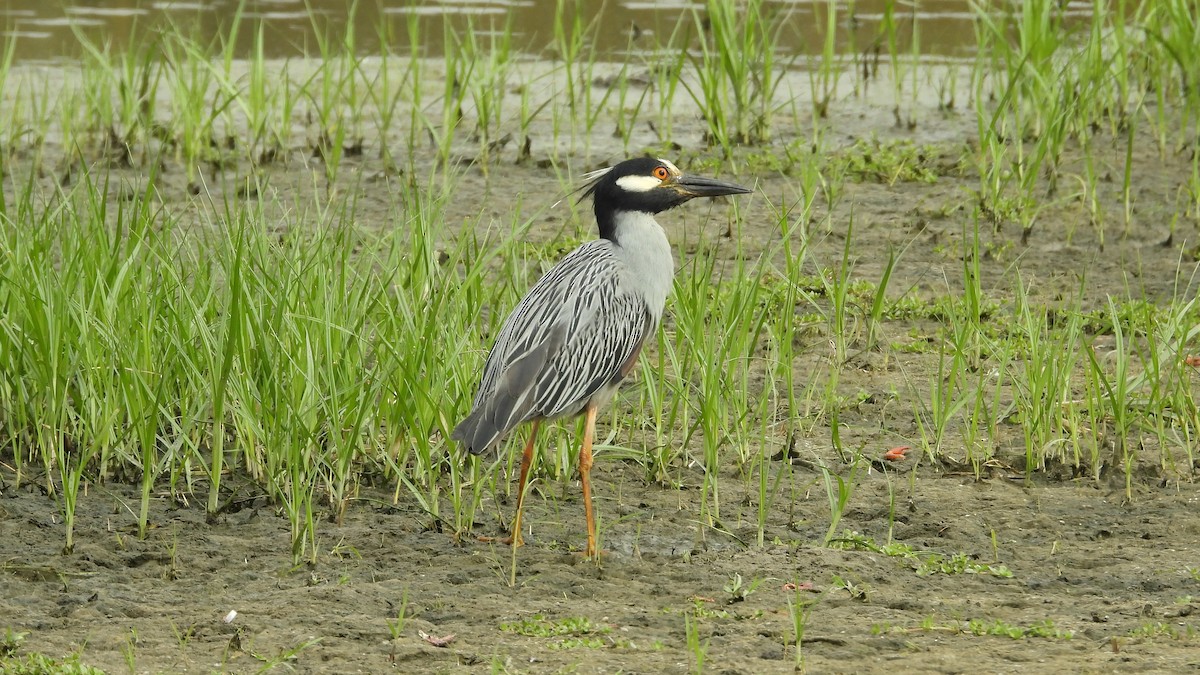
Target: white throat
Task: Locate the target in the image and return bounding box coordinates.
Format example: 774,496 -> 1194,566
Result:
610,210 -> 675,322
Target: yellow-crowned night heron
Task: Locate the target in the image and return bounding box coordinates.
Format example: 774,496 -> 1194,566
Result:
453,157 -> 751,557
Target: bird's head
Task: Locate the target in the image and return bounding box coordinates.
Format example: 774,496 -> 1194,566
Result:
581,157 -> 751,219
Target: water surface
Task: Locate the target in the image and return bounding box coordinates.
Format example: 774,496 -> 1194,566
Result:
4,0 -> 988,64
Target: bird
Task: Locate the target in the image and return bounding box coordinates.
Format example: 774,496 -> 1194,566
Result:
452,156 -> 751,557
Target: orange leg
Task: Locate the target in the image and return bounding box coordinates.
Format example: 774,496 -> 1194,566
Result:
580,404 -> 599,558
506,420 -> 539,548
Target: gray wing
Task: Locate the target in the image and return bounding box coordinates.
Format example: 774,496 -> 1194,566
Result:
452,240 -> 653,455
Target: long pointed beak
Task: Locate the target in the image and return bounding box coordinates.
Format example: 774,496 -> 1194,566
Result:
676,174 -> 753,198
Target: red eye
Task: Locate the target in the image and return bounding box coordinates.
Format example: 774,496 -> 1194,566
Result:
653,166 -> 670,180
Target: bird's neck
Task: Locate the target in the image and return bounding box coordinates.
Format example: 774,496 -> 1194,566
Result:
603,209 -> 675,319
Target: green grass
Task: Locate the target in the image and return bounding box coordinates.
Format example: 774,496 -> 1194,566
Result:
500,614 -> 625,650
829,531 -> 1014,579
0,629 -> 104,674
0,161 -> 527,561
908,616 -> 1074,640
681,0 -> 793,155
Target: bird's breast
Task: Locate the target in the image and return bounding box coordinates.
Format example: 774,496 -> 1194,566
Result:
611,213 -> 675,322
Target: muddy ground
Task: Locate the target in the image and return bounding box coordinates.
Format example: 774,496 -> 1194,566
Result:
4,59 -> 1200,673
5,460 -> 1200,673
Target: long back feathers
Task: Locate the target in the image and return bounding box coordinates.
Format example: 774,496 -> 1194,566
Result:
451,241 -> 653,455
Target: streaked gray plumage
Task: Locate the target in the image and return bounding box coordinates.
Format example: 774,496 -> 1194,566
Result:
454,240 -> 653,455
452,156 -> 751,557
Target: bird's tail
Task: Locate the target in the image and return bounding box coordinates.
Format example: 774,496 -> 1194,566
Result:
451,408 -> 502,456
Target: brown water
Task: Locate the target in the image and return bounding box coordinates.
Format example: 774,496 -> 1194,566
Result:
3,0 -> 993,64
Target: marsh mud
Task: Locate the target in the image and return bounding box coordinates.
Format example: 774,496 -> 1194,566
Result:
5,463 -> 1200,673
4,54 -> 1200,673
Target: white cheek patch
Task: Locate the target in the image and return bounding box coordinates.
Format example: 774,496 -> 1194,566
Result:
616,174 -> 665,193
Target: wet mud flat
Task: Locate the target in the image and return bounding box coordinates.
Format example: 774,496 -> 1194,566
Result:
4,463 -> 1200,673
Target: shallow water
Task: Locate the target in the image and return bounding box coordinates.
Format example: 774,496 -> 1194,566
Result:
6,0 -> 994,64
